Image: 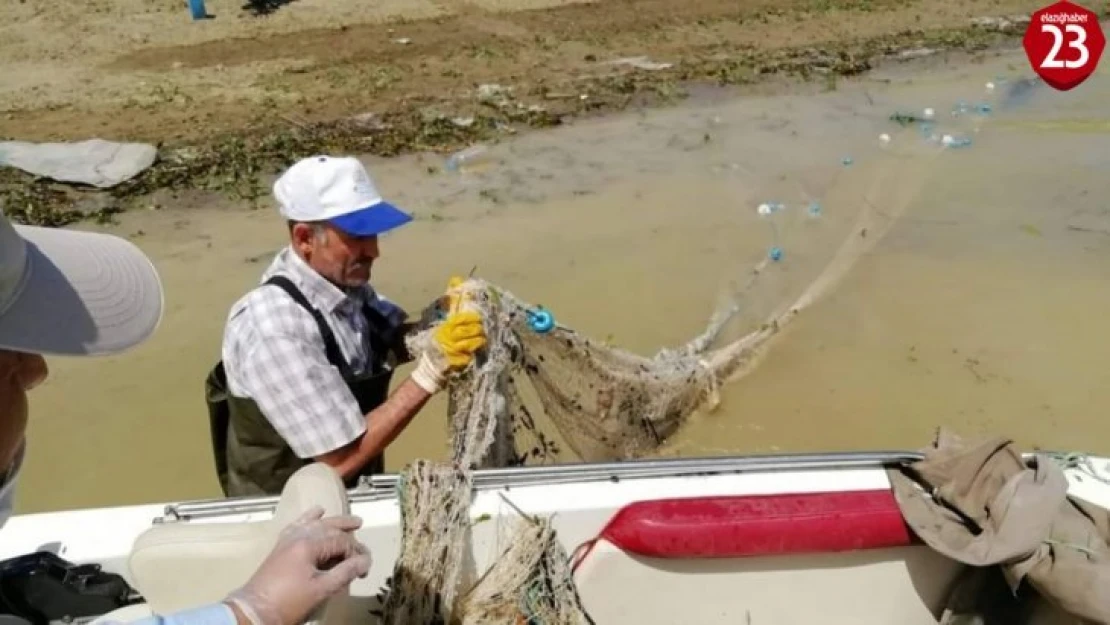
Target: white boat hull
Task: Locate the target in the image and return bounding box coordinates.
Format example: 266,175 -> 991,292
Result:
3,451 -> 1108,624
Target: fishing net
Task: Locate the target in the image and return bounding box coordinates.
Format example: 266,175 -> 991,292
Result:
376,82 -> 1005,624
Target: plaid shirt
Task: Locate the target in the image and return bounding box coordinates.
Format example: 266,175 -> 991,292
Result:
221,246 -> 408,458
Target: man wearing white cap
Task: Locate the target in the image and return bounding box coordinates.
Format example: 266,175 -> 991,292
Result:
0,208 -> 372,625
208,155 -> 486,497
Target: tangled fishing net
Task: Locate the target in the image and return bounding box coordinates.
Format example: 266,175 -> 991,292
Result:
376,84 -> 1004,624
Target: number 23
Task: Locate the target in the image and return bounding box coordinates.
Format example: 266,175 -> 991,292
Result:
1041,23 -> 1090,68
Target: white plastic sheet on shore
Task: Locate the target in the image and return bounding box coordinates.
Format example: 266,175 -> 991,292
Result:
0,139 -> 157,188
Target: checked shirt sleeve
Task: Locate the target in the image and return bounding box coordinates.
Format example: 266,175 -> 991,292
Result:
229,289 -> 367,459
109,603 -> 237,625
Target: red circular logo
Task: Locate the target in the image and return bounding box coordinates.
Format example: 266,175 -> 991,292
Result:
1023,1 -> 1106,91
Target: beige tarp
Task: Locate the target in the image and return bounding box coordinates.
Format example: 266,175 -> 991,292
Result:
887,429 -> 1110,624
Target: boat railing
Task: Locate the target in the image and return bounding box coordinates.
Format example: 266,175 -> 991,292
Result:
156,450 -> 924,523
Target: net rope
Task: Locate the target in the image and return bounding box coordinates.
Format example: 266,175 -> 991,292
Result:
376,83 -> 1004,624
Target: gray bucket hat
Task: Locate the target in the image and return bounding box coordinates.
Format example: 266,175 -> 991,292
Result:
0,208 -> 164,356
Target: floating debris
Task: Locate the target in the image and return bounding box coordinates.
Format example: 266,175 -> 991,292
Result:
343,112 -> 389,131
969,14 -> 1030,31
607,56 -> 674,71
445,144 -> 491,172
999,77 -> 1042,110
889,112 -> 924,126
0,139 -> 157,188
941,134 -> 973,148
897,48 -> 938,60
476,84 -> 512,105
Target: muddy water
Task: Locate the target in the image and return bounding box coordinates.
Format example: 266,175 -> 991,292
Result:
17,50 -> 1110,514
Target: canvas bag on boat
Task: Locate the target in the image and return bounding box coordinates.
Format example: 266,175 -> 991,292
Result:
888,429 -> 1110,624
205,276 -> 397,497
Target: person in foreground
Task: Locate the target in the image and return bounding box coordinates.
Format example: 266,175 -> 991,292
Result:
0,208 -> 370,625
208,155 -> 487,497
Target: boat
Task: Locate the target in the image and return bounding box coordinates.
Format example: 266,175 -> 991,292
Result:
1,448 -> 1109,624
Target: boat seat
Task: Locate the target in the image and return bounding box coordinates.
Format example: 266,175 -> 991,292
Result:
93,463 -> 353,624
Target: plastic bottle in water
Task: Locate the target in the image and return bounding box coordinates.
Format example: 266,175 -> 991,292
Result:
445,145 -> 491,172
941,134 -> 973,148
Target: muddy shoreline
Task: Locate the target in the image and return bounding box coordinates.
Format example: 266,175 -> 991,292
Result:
0,13 -> 1037,227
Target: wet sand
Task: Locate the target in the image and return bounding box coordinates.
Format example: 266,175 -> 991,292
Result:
0,0 -> 1044,144
17,50 -> 1110,513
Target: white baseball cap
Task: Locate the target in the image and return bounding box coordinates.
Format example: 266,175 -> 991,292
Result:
273,155 -> 413,237
0,207 -> 164,356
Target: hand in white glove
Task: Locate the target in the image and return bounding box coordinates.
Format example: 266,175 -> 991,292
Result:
224,506 -> 372,625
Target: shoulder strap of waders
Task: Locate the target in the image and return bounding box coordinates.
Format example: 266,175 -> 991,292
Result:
264,276 -> 355,379
360,301 -> 399,371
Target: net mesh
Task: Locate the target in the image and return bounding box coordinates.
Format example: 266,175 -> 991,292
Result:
376,86 -> 999,624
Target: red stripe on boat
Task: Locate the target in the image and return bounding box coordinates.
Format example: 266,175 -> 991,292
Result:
598,489 -> 914,558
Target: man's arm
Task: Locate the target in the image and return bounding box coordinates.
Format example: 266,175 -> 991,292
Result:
238,321 -> 437,482
115,602 -> 241,625
314,377 -> 432,479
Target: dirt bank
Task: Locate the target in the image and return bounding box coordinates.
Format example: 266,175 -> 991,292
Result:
0,0 -> 1057,225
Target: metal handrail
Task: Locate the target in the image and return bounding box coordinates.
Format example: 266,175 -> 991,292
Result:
159,450 -> 923,522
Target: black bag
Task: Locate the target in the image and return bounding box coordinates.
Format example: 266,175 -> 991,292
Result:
0,551 -> 141,625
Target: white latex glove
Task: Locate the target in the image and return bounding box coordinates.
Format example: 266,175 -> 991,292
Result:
410,351 -> 448,395
224,506 -> 372,625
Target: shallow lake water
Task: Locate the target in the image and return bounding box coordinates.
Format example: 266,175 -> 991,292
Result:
16,49 -> 1110,514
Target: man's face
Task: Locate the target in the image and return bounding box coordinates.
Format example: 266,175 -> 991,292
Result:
293,223 -> 380,289
0,350 -> 47,472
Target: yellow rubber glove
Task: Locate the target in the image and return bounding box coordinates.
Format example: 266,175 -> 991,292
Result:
444,275 -> 466,314
411,276 -> 487,394
434,310 -> 486,369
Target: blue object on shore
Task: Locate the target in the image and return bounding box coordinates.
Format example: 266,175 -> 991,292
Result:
527,307 -> 555,334
189,0 -> 207,20
769,246 -> 783,262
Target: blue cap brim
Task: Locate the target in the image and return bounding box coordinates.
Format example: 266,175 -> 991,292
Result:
328,202 -> 413,237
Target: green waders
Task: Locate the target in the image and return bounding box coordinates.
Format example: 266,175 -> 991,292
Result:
205,275 -> 397,498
